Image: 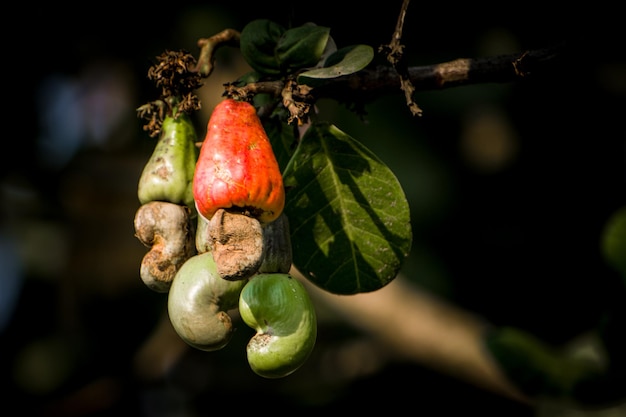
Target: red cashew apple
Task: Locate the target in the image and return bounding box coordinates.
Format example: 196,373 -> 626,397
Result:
192,98 -> 285,224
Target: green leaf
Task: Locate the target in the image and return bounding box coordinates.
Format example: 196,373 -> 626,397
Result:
282,122 -> 412,294
298,45 -> 374,85
276,24 -> 330,73
240,19 -> 285,76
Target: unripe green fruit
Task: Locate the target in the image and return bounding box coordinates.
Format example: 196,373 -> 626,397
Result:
138,113 -> 199,209
238,273 -> 317,378
168,252 -> 247,351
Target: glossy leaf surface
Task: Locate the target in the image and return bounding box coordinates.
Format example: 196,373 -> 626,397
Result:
298,44 -> 374,84
240,19 -> 286,75
282,122 -> 412,294
275,24 -> 330,72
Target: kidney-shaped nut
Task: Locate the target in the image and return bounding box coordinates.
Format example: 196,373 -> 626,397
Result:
239,273 -> 317,378
134,201 -> 195,292
209,208 -> 265,281
168,251 -> 247,351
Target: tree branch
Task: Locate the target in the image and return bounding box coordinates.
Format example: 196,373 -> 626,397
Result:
313,43 -> 565,102
195,29 -> 241,77
222,43 -> 565,119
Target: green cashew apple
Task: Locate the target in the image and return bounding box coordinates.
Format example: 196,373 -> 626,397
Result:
168,252 -> 247,351
238,273 -> 317,378
138,112 -> 199,210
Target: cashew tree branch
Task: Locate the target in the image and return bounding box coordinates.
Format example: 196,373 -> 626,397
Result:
312,43 -> 565,101
218,43 -> 566,117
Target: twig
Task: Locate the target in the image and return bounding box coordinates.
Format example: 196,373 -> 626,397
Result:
378,0 -> 423,116
195,29 -> 241,77
224,80 -> 285,99
224,79 -> 315,124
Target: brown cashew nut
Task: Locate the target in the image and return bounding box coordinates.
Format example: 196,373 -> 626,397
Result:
134,201 -> 196,292
167,251 -> 247,351
208,208 -> 264,281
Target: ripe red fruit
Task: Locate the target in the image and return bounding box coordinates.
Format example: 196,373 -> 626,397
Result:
193,99 -> 285,224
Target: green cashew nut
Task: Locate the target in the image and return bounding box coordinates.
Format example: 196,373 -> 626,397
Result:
168,252 -> 247,351
238,273 -> 317,378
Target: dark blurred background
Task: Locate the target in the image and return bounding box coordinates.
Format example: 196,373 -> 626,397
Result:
2,2 -> 625,416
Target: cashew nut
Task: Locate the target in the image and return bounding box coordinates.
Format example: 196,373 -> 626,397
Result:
209,209 -> 264,281
134,201 -> 195,292
168,251 -> 247,351
239,273 -> 317,378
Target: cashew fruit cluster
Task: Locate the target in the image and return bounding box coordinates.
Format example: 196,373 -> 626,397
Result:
134,98 -> 317,378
